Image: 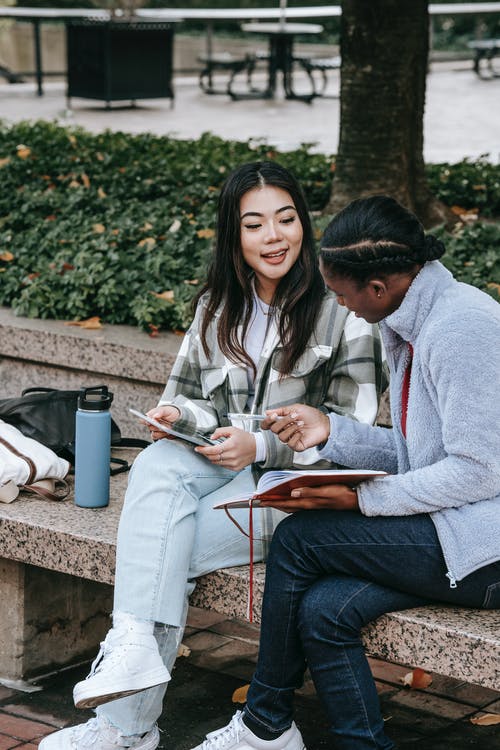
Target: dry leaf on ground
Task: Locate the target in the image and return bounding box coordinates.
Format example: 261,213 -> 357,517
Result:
64,316 -> 103,330
232,684 -> 250,704
0,251 -> 14,262
177,643 -> 191,658
401,667 -> 433,689
470,713 -> 500,726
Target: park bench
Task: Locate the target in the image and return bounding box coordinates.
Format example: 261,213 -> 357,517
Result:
294,54 -> 341,97
0,306 -> 499,695
197,52 -> 259,96
468,38 -> 500,78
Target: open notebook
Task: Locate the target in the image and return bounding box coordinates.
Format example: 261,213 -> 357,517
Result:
213,469 -> 387,509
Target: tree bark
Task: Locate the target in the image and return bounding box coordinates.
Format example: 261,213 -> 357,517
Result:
327,0 -> 451,227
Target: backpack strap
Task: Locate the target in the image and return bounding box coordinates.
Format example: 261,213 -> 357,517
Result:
0,435 -> 36,484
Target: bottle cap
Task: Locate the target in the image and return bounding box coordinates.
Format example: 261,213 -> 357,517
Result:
78,385 -> 114,411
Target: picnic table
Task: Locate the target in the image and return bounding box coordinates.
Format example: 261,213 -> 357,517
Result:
237,22 -> 323,102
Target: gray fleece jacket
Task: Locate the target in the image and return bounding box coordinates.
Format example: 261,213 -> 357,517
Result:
319,261 -> 500,585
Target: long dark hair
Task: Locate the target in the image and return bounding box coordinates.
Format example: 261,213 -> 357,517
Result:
196,161 -> 325,375
320,195 -> 445,285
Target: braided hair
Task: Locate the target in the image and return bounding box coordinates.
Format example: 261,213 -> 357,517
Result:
320,196 -> 445,286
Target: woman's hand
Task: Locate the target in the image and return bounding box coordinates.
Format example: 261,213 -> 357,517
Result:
261,404 -> 331,452
259,484 -> 359,513
195,427 -> 256,472
145,405 -> 181,441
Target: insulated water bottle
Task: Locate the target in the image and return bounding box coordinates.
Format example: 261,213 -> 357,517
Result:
74,385 -> 114,508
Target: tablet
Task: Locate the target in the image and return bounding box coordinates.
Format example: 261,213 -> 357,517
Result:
128,408 -> 222,447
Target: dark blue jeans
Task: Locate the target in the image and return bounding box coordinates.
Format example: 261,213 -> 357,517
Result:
244,511 -> 500,750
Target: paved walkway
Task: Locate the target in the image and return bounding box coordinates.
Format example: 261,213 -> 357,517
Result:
0,607 -> 499,749
1,60 -> 500,163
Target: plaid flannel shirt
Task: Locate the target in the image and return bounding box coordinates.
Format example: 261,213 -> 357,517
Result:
159,290 -> 387,541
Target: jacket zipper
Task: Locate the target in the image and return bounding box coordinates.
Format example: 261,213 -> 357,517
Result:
446,571 -> 457,589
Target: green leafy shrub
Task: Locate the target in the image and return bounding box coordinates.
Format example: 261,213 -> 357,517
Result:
0,122 -> 331,332
0,120 -> 498,332
436,221 -> 500,299
427,158 -> 500,217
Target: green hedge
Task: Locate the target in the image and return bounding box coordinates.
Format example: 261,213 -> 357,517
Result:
0,120 -> 498,332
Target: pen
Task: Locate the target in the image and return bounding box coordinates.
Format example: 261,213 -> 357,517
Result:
225,412 -> 284,422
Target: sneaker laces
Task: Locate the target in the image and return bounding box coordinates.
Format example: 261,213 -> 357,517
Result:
86,631 -> 124,678
69,718 -> 124,748
201,712 -> 244,750
70,718 -> 147,749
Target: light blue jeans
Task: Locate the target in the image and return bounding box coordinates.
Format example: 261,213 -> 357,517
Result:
97,439 -> 264,736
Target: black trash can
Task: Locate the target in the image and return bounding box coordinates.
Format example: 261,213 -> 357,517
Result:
66,19 -> 176,107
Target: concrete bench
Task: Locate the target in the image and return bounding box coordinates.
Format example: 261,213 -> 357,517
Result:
0,307 -> 498,694
468,39 -> 500,78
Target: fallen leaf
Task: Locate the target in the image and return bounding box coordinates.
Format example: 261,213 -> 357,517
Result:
487,282 -> 500,295
97,186 -> 107,199
151,290 -> 175,301
138,237 -> 156,250
92,223 -> 106,234
168,219 -> 181,233
111,229 -> 120,236
470,713 -> 500,726
64,316 -> 103,329
142,221 -> 154,231
0,250 -> 14,262
96,152 -> 105,161
81,173 -> 91,189
232,684 -> 250,704
184,279 -> 199,285
197,228 -> 215,239
68,180 -> 80,189
0,157 -> 10,168
16,144 -> 31,159
68,134 -> 77,146
177,643 -> 191,658
401,668 -> 432,689
148,324 -> 160,337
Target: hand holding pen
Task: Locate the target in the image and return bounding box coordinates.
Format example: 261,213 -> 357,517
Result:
225,412 -> 284,423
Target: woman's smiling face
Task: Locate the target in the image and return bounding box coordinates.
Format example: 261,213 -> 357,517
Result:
240,185 -> 303,303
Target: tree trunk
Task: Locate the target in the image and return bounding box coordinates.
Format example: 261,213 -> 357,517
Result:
327,0 -> 451,227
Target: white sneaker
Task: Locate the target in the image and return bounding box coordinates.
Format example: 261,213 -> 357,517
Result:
38,716 -> 159,750
73,621 -> 170,709
190,711 -> 306,750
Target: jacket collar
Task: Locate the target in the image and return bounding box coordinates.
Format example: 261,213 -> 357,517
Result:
380,261 -> 455,351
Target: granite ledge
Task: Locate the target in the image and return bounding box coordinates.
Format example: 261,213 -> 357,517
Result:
0,306 -> 182,385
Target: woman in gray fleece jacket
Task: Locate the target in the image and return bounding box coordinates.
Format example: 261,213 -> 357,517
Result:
192,196 -> 500,750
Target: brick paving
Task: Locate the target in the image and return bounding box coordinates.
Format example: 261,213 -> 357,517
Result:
0,606 -> 499,749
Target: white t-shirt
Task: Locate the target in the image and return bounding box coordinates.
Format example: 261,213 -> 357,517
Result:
242,294 -> 274,462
